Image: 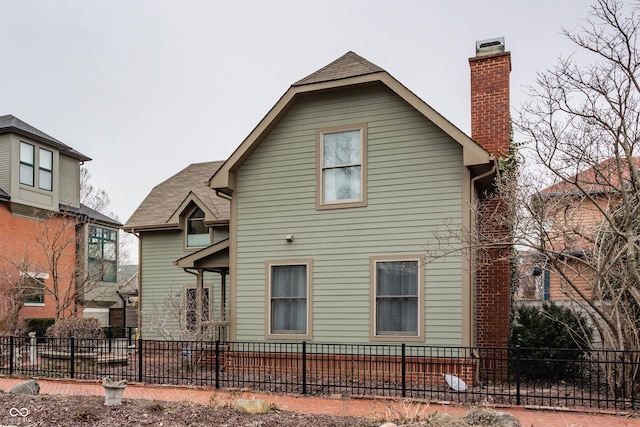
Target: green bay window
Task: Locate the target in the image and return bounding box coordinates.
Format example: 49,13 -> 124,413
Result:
88,226 -> 118,282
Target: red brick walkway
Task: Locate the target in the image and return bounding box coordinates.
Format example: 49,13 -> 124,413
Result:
1,376 -> 638,426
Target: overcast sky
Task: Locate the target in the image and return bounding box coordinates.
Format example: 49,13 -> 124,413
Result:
2,1 -> 592,226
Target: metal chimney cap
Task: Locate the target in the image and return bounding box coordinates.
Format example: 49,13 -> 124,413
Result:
476,37 -> 505,56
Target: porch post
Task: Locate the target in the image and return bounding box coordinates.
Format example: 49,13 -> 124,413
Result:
221,269 -> 227,320
196,268 -> 204,335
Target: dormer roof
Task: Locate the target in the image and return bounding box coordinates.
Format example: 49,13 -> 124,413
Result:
123,161 -> 230,232
0,114 -> 91,161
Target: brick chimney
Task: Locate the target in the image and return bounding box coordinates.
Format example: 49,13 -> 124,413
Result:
469,37 -> 511,156
469,37 -> 512,351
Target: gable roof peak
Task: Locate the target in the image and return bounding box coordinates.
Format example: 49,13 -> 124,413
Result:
293,51 -> 384,87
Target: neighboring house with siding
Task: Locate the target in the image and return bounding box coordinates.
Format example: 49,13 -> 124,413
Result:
526,157 -> 640,302
0,115 -> 122,325
126,39 -> 513,349
123,161 -> 230,339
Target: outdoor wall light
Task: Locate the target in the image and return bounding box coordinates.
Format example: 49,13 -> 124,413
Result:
285,234 -> 294,242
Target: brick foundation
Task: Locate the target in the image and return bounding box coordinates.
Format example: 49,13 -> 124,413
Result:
225,351 -> 476,387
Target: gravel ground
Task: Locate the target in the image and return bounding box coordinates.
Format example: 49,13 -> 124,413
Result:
0,392 -> 380,426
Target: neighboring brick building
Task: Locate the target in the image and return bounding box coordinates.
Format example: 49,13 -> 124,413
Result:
0,115 -> 121,327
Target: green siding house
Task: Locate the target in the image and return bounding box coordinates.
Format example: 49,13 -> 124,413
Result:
126,43 -> 513,348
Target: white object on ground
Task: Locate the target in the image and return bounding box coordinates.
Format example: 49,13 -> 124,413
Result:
443,373 -> 468,392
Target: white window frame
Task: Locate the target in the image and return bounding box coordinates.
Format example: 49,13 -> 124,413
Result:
370,255 -> 424,342
316,124 -> 367,209
22,271 -> 49,306
265,259 -> 313,340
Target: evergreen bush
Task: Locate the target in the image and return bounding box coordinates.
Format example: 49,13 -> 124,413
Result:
510,303 -> 592,380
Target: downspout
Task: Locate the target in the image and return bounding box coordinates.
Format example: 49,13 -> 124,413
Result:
116,290 -> 127,329
129,230 -> 142,336
468,158 -> 497,347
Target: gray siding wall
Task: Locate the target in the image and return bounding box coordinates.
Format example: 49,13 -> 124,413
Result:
234,85 -> 464,346
0,134 -> 10,194
59,154 -> 80,207
140,230 -> 225,339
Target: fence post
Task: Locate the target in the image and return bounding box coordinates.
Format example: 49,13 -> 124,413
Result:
9,336 -> 14,376
515,345 -> 521,406
215,340 -> 220,389
70,337 -> 75,379
401,343 -> 406,398
137,337 -> 143,383
302,341 -> 307,395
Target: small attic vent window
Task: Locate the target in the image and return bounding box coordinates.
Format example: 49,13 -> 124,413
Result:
475,37 -> 505,56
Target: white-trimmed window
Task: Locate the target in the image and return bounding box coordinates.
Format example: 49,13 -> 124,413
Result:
22,272 -> 48,305
185,286 -> 211,332
186,207 -> 209,248
317,124 -> 367,209
19,142 -> 35,186
372,256 -> 423,340
267,260 -> 312,338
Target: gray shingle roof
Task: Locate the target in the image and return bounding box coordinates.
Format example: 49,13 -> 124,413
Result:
59,203 -> 122,227
293,51 -> 384,86
124,161 -> 229,230
0,114 -> 91,161
0,186 -> 8,200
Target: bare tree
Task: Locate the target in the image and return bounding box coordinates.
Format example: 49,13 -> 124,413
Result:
80,167 -> 112,215
34,213 -> 83,320
516,0 -> 640,399
0,250 -> 39,333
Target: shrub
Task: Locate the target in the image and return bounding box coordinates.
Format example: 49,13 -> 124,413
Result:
45,318 -> 105,352
510,303 -> 592,380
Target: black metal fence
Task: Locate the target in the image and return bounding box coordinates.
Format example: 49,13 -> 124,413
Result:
0,333 -> 638,411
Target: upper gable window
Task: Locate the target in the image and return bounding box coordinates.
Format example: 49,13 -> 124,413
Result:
19,142 -> 54,192
19,142 -> 35,186
317,124 -> 367,209
186,207 -> 209,248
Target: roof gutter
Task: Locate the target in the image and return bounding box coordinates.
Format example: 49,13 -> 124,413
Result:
215,190 -> 232,201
